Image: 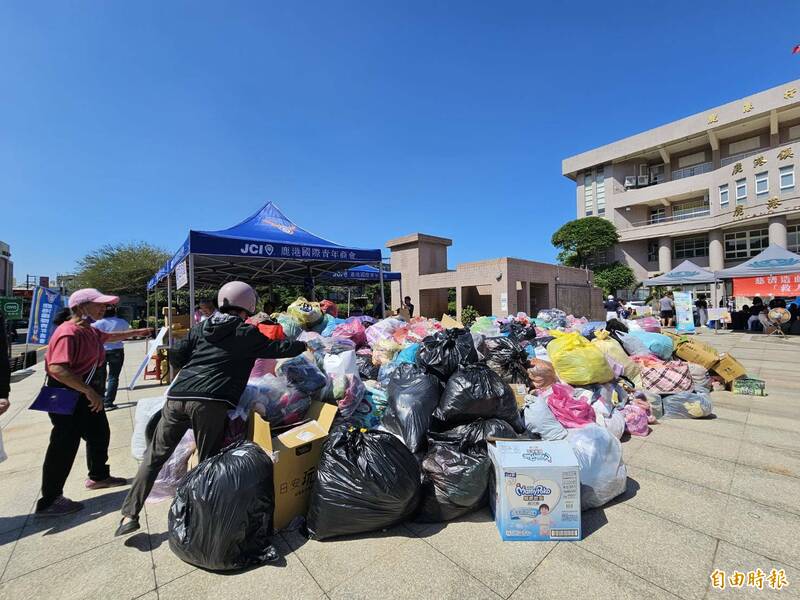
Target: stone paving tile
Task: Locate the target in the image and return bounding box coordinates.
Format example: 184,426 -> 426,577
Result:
281,524 -> 416,593
718,495 -> 800,568
138,499 -> 197,588
646,426 -> 742,462
0,528 -> 21,582
0,538 -> 155,600
578,503 -> 717,600
729,463 -> 800,516
708,541 -> 799,597
736,440 -> 800,479
510,542 -> 681,600
410,507 -> 555,598
0,470 -> 41,535
621,435 -> 647,462
743,424 -> 800,452
658,415 -> 746,442
745,411 -> 800,433
627,443 -> 736,494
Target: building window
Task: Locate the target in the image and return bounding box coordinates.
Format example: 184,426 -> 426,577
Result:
780,165 -> 795,191
647,240 -> 659,262
719,184 -> 729,207
672,198 -> 710,221
595,167 -> 605,216
755,171 -> 769,198
673,236 -> 709,259
735,178 -> 747,204
583,172 -> 593,216
724,228 -> 769,260
788,224 -> 800,253
649,207 -> 666,224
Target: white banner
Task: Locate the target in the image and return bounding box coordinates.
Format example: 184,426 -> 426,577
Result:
128,327 -> 169,390
175,260 -> 188,290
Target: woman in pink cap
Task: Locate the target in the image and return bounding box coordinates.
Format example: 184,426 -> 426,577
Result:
36,288 -> 151,517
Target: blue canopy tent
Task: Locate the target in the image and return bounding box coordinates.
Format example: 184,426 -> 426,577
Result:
318,265 -> 402,317
146,202 -> 385,349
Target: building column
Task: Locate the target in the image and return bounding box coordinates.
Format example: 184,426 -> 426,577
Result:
708,230 -> 724,271
658,237 -> 672,273
768,215 -> 788,248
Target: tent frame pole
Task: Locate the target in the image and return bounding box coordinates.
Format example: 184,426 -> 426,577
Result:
378,261 -> 385,318
188,254 -> 196,322
167,273 -> 174,382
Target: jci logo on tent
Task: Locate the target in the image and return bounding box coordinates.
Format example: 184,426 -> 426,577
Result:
240,243 -> 275,256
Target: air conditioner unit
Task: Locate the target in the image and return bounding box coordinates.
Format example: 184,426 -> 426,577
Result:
637,175 -> 649,186
624,176 -> 637,188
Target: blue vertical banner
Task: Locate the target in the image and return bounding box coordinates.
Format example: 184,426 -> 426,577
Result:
26,286 -> 64,345
673,291 -> 696,334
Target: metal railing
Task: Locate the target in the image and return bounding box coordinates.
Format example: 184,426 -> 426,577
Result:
720,147 -> 768,167
671,161 -> 713,180
628,207 -> 711,228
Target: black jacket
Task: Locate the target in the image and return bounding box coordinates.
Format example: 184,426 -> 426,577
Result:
0,314 -> 9,398
167,314 -> 306,405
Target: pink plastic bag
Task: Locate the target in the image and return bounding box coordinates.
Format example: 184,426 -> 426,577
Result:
546,383 -> 596,428
621,404 -> 651,436
638,316 -> 662,333
250,358 -> 277,379
331,319 -> 367,347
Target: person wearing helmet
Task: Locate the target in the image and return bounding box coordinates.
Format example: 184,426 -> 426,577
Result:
116,281 -> 306,536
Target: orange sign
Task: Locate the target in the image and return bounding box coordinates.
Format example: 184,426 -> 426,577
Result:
733,273 -> 800,296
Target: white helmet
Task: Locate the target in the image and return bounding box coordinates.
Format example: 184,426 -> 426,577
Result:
607,295 -> 614,300
217,281 -> 258,315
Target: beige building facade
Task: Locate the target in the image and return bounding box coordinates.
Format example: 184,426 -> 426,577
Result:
386,233 -> 604,321
563,79 -> 800,285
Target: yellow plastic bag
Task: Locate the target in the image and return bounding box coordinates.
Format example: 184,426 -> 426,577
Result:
591,329 -> 641,382
547,331 -> 613,386
288,297 -> 323,328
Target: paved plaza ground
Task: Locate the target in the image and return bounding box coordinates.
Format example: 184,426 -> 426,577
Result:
0,331 -> 799,600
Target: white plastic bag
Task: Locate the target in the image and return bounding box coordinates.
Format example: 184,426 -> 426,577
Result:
147,430 -> 196,503
132,396 -> 167,460
323,350 -> 358,379
567,424 -> 627,509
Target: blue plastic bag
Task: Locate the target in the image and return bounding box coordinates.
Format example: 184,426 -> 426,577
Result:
628,331 -> 674,360
321,316 -> 347,338
395,343 -> 420,365
581,321 -> 607,340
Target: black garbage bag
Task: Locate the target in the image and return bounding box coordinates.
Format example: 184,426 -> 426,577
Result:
306,427 -> 421,540
606,318 -> 629,345
434,364 -> 524,431
356,352 -> 380,381
484,337 -> 530,385
428,418 -> 519,453
415,442 -> 491,523
381,363 -> 441,454
417,328 -> 479,382
506,322 -> 538,343
528,336 -> 554,351
168,441 -> 279,571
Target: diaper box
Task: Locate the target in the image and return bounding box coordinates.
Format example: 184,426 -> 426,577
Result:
488,440 -> 581,541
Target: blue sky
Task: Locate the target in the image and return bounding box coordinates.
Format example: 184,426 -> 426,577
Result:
3,1 -> 800,281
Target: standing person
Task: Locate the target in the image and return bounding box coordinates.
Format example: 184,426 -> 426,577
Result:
695,294 -> 709,328
659,293 -> 675,327
92,306 -> 130,411
193,299 -> 218,324
372,292 -> 385,319
116,281 -> 307,536
603,294 -> 620,320
36,289 -> 152,517
403,296 -> 415,318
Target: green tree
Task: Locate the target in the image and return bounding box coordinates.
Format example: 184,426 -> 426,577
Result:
593,262 -> 637,296
76,242 -> 170,297
551,217 -> 619,268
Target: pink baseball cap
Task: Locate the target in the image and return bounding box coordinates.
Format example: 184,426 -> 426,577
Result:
68,288 -> 120,309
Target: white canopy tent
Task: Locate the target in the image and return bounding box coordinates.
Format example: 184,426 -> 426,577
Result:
714,244 -> 800,278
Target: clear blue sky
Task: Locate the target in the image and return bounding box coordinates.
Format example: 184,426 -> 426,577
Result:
3,1 -> 800,281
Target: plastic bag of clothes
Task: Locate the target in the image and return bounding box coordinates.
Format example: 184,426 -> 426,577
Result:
470,316 -> 502,338
590,330 -> 641,382
435,364 -> 523,430
416,442 -> 491,522
319,299 -> 338,317
323,350 -> 358,380
616,331 -> 651,357
277,314 -> 303,341
306,428 -> 421,540
168,441 -> 278,571
581,321 -> 607,340
366,318 -> 405,348
417,328 -> 479,382
527,359 -> 557,390
239,374 -> 310,428
356,352 -> 379,381
621,404 -> 650,436
428,418 -> 518,452
484,337 -> 530,385
351,384 -> 389,428
320,315 -> 345,337
566,424 -> 627,510
635,357 -> 693,394
148,430 -> 196,503
605,317 -> 629,338
381,363 -> 440,454
536,308 -> 567,328
638,316 -> 661,333
378,361 -> 400,388
395,343 -> 420,364
547,331 -> 613,386
544,383 -> 596,429
275,355 -> 327,395
628,331 -> 674,361
523,395 -> 567,441
591,401 -> 625,440
316,374 -> 366,419
371,339 -> 402,366
331,319 -> 367,347
687,362 -> 713,392
662,391 -> 713,419
288,298 -> 323,329
132,396 -> 166,460
632,389 -> 663,420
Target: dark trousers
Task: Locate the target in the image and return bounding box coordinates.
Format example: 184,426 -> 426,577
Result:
102,349 -> 125,406
121,399 -> 229,518
38,375 -> 111,511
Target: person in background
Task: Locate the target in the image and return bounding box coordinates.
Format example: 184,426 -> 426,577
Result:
603,294 -> 620,314
193,299 -> 218,324
91,306 -> 131,411
659,293 -> 675,327
0,311 -> 10,418
403,296 -> 415,318
116,281 -> 307,536
37,289 -> 152,517
695,294 -> 708,327
349,299 -> 365,317
372,292 -> 385,319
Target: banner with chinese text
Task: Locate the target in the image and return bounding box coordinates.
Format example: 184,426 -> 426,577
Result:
733,273 -> 800,297
26,286 -> 64,345
674,291 -> 695,334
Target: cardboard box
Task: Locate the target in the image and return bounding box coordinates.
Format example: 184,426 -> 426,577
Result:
670,335 -> 720,369
509,383 -> 528,408
711,353 -> 747,383
440,314 -> 464,329
732,377 -> 767,396
248,401 -> 338,530
487,440 -> 582,541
